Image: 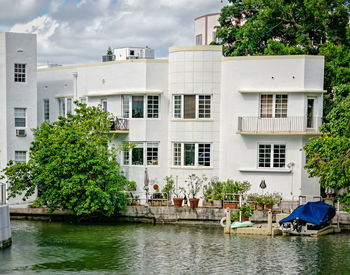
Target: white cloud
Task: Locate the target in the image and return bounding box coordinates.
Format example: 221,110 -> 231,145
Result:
0,0 -> 47,23
8,0 -> 228,65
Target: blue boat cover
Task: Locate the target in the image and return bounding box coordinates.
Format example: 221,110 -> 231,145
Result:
279,201 -> 336,226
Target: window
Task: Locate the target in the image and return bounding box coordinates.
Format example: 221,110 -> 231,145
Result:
212,32 -> 217,43
80,97 -> 87,104
132,143 -> 144,165
173,143 -> 211,167
260,94 -> 288,118
123,150 -> 130,166
15,151 -> 26,163
130,50 -> 135,56
44,99 -> 49,120
14,108 -> 26,127
258,144 -> 286,168
147,142 -> 158,165
196,34 -> 202,45
122,95 -> 159,119
101,99 -> 107,112
58,98 -> 72,117
173,95 -> 211,119
67,98 -> 72,114
14,63 -> 26,82
147,96 -> 159,118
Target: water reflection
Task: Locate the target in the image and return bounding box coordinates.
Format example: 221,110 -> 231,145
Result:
0,221 -> 349,274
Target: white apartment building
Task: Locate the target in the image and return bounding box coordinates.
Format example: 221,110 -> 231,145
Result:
194,13 -> 221,45
1,31 -> 325,204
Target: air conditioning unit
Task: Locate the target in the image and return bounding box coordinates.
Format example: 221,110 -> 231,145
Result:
16,129 -> 26,137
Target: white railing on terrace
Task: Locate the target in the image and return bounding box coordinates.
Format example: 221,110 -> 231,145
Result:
110,117 -> 129,131
237,116 -> 322,133
0,184 -> 6,205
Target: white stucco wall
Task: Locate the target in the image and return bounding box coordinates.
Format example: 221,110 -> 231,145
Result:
194,13 -> 220,45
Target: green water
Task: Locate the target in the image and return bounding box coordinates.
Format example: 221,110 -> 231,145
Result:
1,220 -> 350,274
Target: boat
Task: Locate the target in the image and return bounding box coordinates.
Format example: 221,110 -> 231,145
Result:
279,201 -> 339,236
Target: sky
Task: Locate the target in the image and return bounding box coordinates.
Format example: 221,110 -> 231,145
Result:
0,0 -> 228,65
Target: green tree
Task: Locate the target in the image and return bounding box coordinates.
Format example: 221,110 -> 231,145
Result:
1,102 -> 130,216
304,94 -> 350,210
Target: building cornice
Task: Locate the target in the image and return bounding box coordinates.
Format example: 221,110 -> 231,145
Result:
169,45 -> 222,53
83,90 -> 163,97
239,89 -> 326,94
222,55 -> 324,61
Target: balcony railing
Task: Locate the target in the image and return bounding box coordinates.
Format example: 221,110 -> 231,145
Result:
237,116 -> 322,134
102,54 -> 116,62
0,184 -> 6,205
110,117 -> 129,132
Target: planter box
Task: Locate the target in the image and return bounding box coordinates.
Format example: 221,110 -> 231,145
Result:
202,200 -> 223,208
224,202 -> 237,209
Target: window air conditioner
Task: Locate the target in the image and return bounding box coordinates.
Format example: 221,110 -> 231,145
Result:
16,129 -> 26,137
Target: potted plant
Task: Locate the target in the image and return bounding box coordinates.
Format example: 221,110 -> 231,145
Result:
247,193 -> 258,209
186,174 -> 207,208
203,180 -> 224,208
256,194 -> 265,210
163,175 -> 184,207
223,180 -> 251,209
264,193 -> 277,210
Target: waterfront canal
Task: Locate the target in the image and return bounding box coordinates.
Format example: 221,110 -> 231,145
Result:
1,220 -> 350,274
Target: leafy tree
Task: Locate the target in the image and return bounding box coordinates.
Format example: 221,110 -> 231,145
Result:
304,94 -> 350,210
1,102 -> 130,216
107,46 -> 113,55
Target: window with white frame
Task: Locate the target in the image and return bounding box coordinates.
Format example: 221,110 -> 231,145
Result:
44,99 -> 49,120
15,151 -> 26,163
67,98 -> 72,114
122,95 -> 159,119
196,34 -> 202,45
123,142 -> 159,166
14,63 -> 26,82
173,142 -> 211,167
58,98 -> 72,117
80,97 -> 87,104
258,144 -> 286,168
14,108 -> 26,127
173,95 -> 211,119
147,96 -> 159,118
101,98 -> 107,112
260,94 -> 288,118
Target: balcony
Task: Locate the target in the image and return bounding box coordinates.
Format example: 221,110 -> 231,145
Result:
110,117 -> 129,133
237,116 -> 322,135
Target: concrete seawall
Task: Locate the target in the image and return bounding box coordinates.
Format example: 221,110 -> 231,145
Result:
0,205 -> 12,249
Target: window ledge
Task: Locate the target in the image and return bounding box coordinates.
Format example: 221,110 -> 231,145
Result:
171,119 -> 214,122
239,168 -> 292,173
170,166 -> 214,170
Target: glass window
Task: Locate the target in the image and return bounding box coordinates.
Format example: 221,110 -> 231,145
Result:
14,63 -> 26,82
275,95 -> 288,118
122,96 -> 130,118
147,96 -> 159,118
44,99 -> 49,120
173,143 -> 181,166
198,95 -> 211,118
273,145 -> 286,168
80,97 -> 87,104
58,98 -> 65,117
101,99 -> 107,112
132,143 -> 144,165
184,143 -> 195,166
123,150 -> 130,165
196,34 -> 202,45
132,96 -> 144,118
67,98 -> 72,114
198,144 -> 210,166
184,95 -> 195,119
15,151 -> 26,163
14,108 -> 26,127
258,144 -> 271,168
260,95 -> 273,118
147,142 -> 158,165
173,95 -> 182,118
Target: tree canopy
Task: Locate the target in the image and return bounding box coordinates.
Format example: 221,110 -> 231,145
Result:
1,103 -> 129,216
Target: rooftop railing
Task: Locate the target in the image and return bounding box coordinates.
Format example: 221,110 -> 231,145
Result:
237,116 -> 322,133
102,54 -> 116,62
110,117 -> 129,131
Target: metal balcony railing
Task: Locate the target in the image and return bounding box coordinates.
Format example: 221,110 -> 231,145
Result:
237,116 -> 322,133
110,117 -> 129,131
0,184 -> 6,205
102,54 -> 116,62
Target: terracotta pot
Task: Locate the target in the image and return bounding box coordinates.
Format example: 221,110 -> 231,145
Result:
265,204 -> 273,210
224,203 -> 237,209
249,202 -> 257,210
257,203 -> 264,211
203,200 -> 223,208
241,216 -> 249,222
189,198 -> 200,208
173,198 -> 184,207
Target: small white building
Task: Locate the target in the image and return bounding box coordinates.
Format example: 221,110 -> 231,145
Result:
194,13 -> 221,45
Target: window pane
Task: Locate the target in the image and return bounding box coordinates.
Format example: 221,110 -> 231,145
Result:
184,143 -> 195,166
14,108 -> 26,127
184,95 -> 195,119
198,144 -> 210,166
273,144 -> 286,167
258,144 -> 271,167
67,98 -> 72,114
15,151 -> 26,163
173,143 -> 181,166
147,96 -> 159,118
275,95 -> 288,118
198,95 -> 211,118
196,34 -> 202,45
44,99 -> 50,120
260,95 -> 273,118
173,95 -> 182,118
147,142 -> 158,165
80,97 -> 87,104
58,98 -> 65,116
123,151 -> 129,165
14,63 -> 26,82
132,143 -> 144,165
132,96 -> 144,118
122,95 -> 130,118
101,99 -> 107,112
